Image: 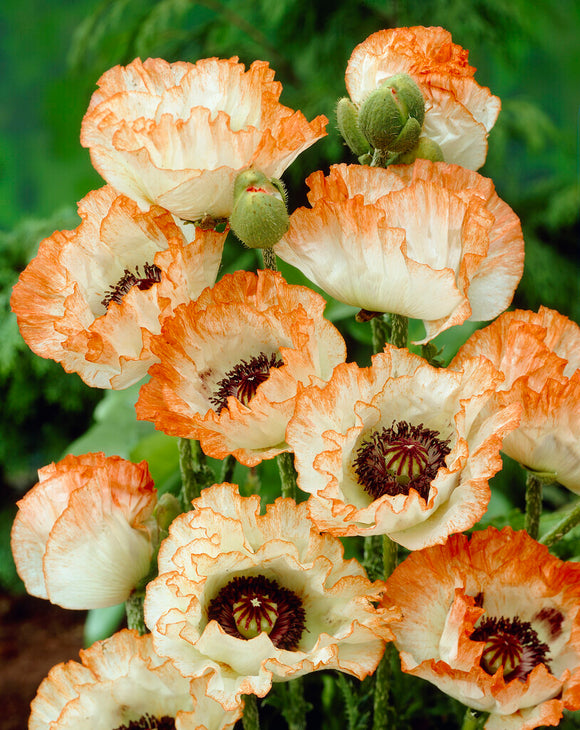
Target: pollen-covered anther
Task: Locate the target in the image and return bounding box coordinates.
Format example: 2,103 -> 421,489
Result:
207,575 -> 305,650
210,352 -> 283,412
102,263 -> 162,308
114,712 -> 176,729
353,421 -> 451,501
472,616 -> 551,682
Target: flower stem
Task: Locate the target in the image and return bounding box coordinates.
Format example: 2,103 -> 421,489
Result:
460,708 -> 488,730
277,451 -> 298,500
370,315 -> 390,353
540,498 -> 580,547
178,437 -> 215,508
524,471 -> 544,540
220,453 -> 236,483
242,694 -> 260,730
261,247 -> 277,271
372,645 -> 394,730
371,148 -> 390,167
125,591 -> 147,635
279,678 -> 309,730
371,535 -> 398,729
389,313 -> 408,349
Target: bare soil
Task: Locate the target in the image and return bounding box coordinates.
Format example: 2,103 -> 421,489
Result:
0,593 -> 85,730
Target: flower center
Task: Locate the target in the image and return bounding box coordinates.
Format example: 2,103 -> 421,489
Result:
207,575 -> 305,650
471,616 -> 551,681
210,353 -> 283,412
114,715 -> 175,730
353,421 -> 450,501
101,263 -> 162,308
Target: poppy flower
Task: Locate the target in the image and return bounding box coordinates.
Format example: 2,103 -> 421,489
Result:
275,162 -> 524,343
80,56 -> 327,221
136,269 -> 347,465
451,307 -> 580,493
286,346 -> 520,550
345,26 -> 500,169
144,483 -> 396,709
11,186 -> 225,389
383,527 -> 580,730
29,629 -> 243,729
11,452 -> 157,609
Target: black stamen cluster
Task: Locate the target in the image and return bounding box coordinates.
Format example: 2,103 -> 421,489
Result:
210,352 -> 283,412
207,574 -> 305,650
353,421 -> 451,501
114,713 -> 176,730
472,615 -> 551,681
102,263 -> 162,308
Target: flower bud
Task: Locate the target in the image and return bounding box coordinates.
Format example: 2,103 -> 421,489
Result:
154,493 -> 182,534
229,170 -> 290,249
336,97 -> 371,158
394,136 -> 444,165
358,73 -> 425,153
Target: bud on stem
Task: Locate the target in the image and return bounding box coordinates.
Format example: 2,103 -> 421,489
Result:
229,170 -> 290,249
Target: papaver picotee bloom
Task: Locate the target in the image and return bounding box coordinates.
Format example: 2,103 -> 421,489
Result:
383,527 -> 580,730
80,56 -> 327,221
144,483 -> 396,709
29,629 -> 243,730
345,26 -> 501,169
11,185 -> 226,389
451,307 -> 580,493
286,345 -> 521,550
136,269 -> 347,465
275,161 -> 524,343
11,452 -> 157,609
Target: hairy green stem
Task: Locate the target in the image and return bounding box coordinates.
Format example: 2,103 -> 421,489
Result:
277,451 -> 298,500
125,591 -> 147,635
540,498 -> 580,547
178,437 -> 214,508
371,535 -> 398,729
370,315 -> 390,353
524,471 -> 544,540
220,454 -> 236,483
363,534 -> 384,582
389,313 -> 409,349
261,247 -> 278,270
280,678 -> 309,730
242,694 -> 260,730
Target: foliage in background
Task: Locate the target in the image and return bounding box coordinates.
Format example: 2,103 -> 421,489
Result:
1,0 -> 579,623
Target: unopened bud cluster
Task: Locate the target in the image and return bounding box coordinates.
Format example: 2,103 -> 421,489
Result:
337,73 -> 443,165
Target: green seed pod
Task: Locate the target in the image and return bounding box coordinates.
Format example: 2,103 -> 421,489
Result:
336,97 -> 371,158
358,73 -> 425,152
230,170 -> 290,249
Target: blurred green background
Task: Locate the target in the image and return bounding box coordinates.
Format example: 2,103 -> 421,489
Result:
1,0 -> 579,586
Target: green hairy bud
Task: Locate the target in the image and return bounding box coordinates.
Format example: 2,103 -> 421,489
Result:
336,97 -> 371,158
394,136 -> 444,164
230,170 -> 290,250
358,73 -> 425,154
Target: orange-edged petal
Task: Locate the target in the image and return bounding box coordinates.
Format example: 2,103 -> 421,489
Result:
384,527 -> 580,728
29,629 -> 243,729
10,186 -> 225,389
11,453 -> 157,609
345,27 -> 500,169
452,308 -> 580,493
144,483 -> 396,709
286,346 -> 520,549
275,162 -> 523,343
136,269 -> 346,466
81,57 -> 327,219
